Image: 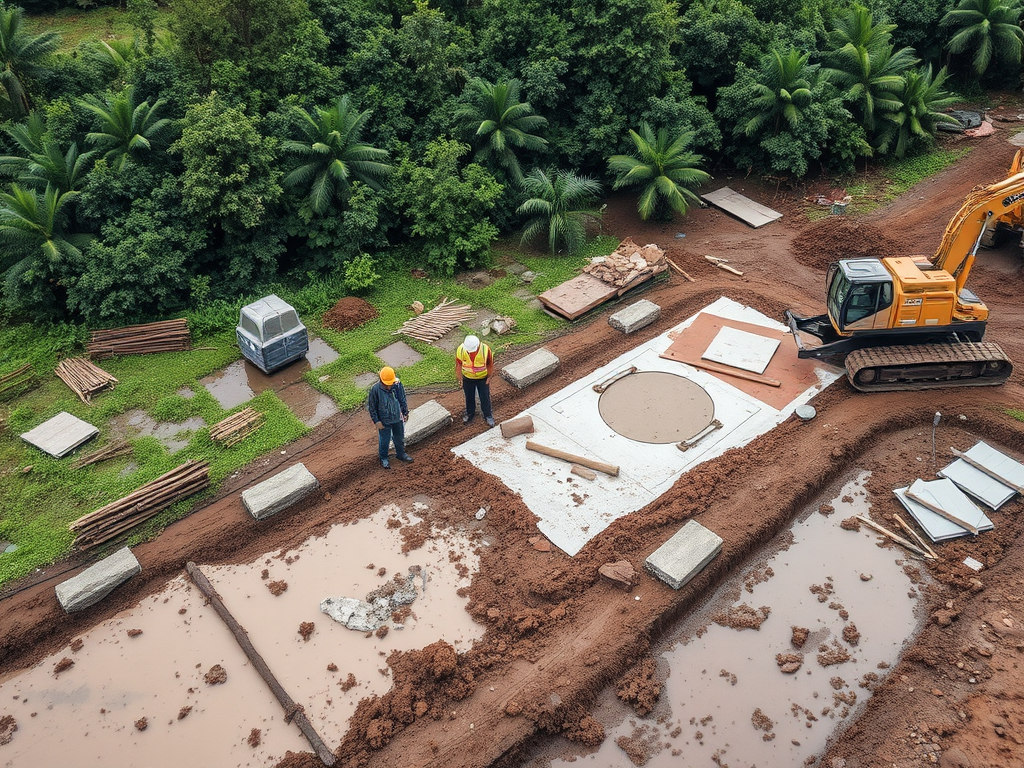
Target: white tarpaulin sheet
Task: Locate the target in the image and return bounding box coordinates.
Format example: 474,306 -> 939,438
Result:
894,477 -> 994,542
938,441 -> 1023,510
452,297 -> 842,556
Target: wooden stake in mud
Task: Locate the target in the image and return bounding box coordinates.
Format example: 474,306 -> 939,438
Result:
854,515 -> 930,559
186,562 -> 336,767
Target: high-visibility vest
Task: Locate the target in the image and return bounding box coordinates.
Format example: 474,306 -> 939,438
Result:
457,343 -> 491,379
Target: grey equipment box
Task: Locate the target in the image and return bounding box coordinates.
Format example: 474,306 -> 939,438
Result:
236,294 -> 309,374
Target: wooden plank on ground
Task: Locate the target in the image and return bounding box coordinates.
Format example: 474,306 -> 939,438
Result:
525,440 -> 619,476
538,273 -> 619,320
701,186 -> 783,228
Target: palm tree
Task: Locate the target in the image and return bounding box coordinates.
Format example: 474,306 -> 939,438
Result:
0,184 -> 87,266
824,5 -> 919,132
282,96 -> 392,215
741,48 -> 817,137
79,88 -> 172,171
1,114 -> 96,195
607,123 -> 711,221
517,168 -> 603,254
942,0 -> 1024,77
454,77 -> 548,185
0,6 -> 60,116
875,66 -> 960,157
0,111 -> 45,178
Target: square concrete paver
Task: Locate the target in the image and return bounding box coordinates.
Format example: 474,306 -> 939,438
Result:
376,341 -> 423,369
645,520 -> 723,589
21,412 -> 99,458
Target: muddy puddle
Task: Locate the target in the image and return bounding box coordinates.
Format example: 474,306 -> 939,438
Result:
542,471 -> 927,768
110,410 -> 207,453
0,499 -> 482,768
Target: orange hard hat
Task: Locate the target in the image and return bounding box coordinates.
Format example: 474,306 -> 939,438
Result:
379,366 -> 396,385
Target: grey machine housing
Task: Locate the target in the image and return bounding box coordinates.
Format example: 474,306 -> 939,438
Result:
236,294 -> 309,373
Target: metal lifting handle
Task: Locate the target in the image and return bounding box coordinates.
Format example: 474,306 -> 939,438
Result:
593,366 -> 638,393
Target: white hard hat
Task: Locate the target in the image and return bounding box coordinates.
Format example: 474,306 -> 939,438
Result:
463,335 -> 480,352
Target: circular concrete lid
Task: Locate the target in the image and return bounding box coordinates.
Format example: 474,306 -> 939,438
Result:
796,404 -> 816,421
598,371 -> 715,444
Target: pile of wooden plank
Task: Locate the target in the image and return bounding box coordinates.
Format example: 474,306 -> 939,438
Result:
393,297 -> 475,343
583,238 -> 668,288
0,363 -> 39,402
70,460 -> 210,549
210,407 -> 264,447
88,318 -> 191,359
71,440 -> 132,469
55,358 -> 118,404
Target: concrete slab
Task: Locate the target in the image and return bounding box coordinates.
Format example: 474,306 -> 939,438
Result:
939,441 -> 1024,510
702,326 -> 781,374
55,547 -> 141,613
501,348 -> 560,389
609,299 -> 661,334
376,341 -> 423,369
21,411 -> 99,458
645,520 -> 723,589
894,478 -> 993,542
453,298 -> 843,556
701,186 -> 783,228
405,400 -> 452,445
241,463 -> 319,521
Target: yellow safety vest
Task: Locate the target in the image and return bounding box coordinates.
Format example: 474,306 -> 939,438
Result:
457,343 -> 491,379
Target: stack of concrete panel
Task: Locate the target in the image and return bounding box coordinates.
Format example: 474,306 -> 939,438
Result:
21,411 -> 98,458
242,463 -> 319,520
645,520 -> 723,589
55,547 -> 140,613
501,348 -> 559,389
405,400 -> 452,445
609,300 -> 661,334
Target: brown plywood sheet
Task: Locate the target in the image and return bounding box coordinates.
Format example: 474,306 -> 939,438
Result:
660,313 -> 821,410
701,186 -> 783,228
538,273 -> 619,320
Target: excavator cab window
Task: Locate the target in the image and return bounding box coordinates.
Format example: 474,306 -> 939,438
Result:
842,282 -> 893,327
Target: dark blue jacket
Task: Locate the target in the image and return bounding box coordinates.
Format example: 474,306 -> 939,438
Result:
368,380 -> 408,425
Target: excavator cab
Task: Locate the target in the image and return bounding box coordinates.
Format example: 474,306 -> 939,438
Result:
826,260 -> 894,332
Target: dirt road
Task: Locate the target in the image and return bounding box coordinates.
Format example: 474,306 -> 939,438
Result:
2,114 -> 1023,768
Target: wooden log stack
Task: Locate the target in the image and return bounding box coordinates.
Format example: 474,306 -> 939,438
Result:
70,459 -> 210,549
210,408 -> 265,447
55,357 -> 118,404
88,318 -> 191,359
0,363 -> 39,402
71,440 -> 132,469
393,297 -> 476,343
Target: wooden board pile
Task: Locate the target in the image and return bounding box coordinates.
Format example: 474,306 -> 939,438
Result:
88,318 -> 190,359
393,297 -> 475,342
0,363 -> 38,402
71,440 -> 132,469
583,238 -> 668,288
70,459 -> 210,549
55,357 -> 118,404
210,407 -> 264,447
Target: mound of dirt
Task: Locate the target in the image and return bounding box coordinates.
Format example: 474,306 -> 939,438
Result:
791,218 -> 899,270
322,297 -> 378,332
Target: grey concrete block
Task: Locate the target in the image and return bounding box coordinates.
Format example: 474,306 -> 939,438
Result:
242,463 -> 319,520
405,400 -> 452,446
609,299 -> 661,334
645,520 -> 722,590
501,348 -> 560,389
55,547 -> 140,613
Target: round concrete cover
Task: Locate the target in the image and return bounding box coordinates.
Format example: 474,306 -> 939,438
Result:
599,371 -> 715,443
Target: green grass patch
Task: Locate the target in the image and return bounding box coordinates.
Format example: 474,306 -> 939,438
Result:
25,6 -> 172,52
1008,409 -> 1024,423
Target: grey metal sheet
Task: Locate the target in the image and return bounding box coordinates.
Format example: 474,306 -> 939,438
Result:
938,442 -> 1022,510
21,411 -> 99,458
894,478 -> 993,542
701,187 -> 783,228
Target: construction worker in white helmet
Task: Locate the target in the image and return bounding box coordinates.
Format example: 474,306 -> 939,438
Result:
455,334 -> 495,427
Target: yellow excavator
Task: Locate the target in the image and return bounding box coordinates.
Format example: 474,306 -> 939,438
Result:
785,162 -> 1019,392
980,149 -> 1024,248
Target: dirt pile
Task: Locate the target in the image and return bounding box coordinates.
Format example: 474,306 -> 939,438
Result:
791,217 -> 900,270
322,296 -> 378,332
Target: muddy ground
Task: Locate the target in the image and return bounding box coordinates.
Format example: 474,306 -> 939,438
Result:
3,110 -> 1024,768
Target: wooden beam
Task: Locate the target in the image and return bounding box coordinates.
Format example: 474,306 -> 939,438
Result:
525,441 -> 619,477
904,488 -> 979,536
186,563 -> 336,766
570,464 -> 597,481
680,358 -> 781,387
893,513 -> 938,559
666,259 -> 695,282
950,447 -> 1024,494
499,415 -> 534,439
854,515 -> 930,558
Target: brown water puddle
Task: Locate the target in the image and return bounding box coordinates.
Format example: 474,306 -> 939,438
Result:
543,471 -> 926,768
0,499 -> 481,768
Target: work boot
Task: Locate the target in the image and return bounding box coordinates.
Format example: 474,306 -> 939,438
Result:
381,459 -> 390,470
396,453 -> 414,463
485,417 -> 495,427
463,413 -> 475,424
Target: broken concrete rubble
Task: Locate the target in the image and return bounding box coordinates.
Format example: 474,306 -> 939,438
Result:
320,570 -> 423,632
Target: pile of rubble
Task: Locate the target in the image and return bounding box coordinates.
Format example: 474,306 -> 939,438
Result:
583,238 -> 668,287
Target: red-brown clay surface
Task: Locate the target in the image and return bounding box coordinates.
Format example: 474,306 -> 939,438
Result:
2,110 -> 1024,768
321,297 -> 378,333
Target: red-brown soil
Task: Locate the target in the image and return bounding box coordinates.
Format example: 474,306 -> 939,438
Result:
2,108 -> 1024,768
321,296 -> 378,332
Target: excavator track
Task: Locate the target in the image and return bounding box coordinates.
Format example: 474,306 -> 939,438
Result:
845,341 -> 1012,392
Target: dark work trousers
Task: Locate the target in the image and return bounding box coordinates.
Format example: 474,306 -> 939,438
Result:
377,419 -> 406,461
462,376 -> 492,419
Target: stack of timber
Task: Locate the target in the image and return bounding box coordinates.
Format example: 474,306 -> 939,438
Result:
70,460 -> 210,549
71,440 -> 132,469
0,363 -> 39,402
393,297 -> 475,342
582,238 -> 668,288
210,407 -> 264,447
88,319 -> 190,359
55,358 -> 118,404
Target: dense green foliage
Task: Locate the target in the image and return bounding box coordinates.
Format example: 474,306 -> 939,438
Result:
0,0 -> 1008,325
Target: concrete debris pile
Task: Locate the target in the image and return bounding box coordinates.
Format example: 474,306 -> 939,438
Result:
583,238 -> 667,288
320,567 -> 425,632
